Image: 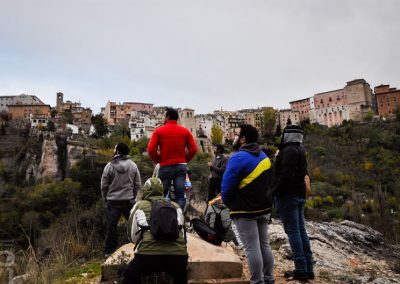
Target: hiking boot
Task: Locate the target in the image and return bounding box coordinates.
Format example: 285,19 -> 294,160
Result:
284,271 -> 294,278
293,272 -> 309,282
284,271 -> 314,281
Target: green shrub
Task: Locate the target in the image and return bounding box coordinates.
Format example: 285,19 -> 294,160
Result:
327,208 -> 345,220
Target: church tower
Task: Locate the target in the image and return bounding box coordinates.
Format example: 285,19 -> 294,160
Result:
56,92 -> 64,112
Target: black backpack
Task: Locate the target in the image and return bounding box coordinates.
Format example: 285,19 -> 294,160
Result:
192,217 -> 223,246
149,199 -> 180,241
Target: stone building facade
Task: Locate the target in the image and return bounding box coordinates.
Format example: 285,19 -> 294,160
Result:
289,97 -> 313,123
374,84 -> 400,117
278,109 -> 300,127
313,79 -> 373,127
56,92 -> 92,132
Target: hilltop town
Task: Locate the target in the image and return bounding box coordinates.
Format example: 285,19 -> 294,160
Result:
1,78 -> 400,283
1,79 -> 399,144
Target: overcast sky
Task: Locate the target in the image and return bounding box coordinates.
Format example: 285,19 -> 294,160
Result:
0,0 -> 399,114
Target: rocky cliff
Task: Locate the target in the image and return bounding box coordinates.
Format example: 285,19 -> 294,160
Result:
0,132 -> 96,185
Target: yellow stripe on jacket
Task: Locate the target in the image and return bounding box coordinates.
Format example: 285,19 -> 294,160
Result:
238,158 -> 271,189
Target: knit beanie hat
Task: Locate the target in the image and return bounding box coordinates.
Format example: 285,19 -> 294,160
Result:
282,125 -> 304,144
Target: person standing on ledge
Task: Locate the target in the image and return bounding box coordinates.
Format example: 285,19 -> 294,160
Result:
271,125 -> 314,282
147,107 -> 197,209
101,142 -> 141,257
221,124 -> 275,284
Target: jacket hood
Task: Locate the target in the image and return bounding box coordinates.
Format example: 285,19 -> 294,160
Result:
111,156 -> 132,173
142,177 -> 164,199
240,143 -> 261,156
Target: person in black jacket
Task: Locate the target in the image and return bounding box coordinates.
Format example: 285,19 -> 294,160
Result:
207,144 -> 227,201
272,125 -> 314,282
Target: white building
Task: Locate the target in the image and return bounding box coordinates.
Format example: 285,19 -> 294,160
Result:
195,114 -> 213,138
30,113 -> 48,129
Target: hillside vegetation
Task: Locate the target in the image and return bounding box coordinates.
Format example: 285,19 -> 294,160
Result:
302,119 -> 400,243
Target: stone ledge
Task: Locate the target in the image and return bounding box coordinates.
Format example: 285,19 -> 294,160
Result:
101,233 -> 246,283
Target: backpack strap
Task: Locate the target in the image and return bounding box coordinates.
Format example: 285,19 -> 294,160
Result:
133,225 -> 150,251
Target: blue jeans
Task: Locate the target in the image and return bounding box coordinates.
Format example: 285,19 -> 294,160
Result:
275,196 -> 313,274
158,164 -> 187,209
233,214 -> 275,284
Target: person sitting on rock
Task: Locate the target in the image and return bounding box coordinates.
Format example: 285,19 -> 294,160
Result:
205,194 -> 240,246
123,177 -> 188,284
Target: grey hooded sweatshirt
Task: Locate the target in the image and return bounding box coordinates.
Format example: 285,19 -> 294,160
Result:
101,155 -> 141,201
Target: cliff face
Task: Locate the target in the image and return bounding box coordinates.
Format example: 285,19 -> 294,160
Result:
37,139 -> 94,181
0,132 -> 94,184
37,140 -> 59,181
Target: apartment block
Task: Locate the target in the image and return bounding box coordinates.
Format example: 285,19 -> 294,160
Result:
104,101 -> 154,126
239,109 -> 264,132
374,84 -> 400,117
129,110 -> 159,141
278,109 -> 300,127
289,97 -> 313,123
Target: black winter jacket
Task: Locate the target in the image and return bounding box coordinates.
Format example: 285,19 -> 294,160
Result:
271,143 -> 308,198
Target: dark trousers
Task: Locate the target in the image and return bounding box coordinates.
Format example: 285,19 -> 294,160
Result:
105,200 -> 134,254
122,254 -> 188,284
207,177 -> 222,201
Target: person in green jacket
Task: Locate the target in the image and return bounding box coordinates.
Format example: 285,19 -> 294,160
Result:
123,177 -> 188,284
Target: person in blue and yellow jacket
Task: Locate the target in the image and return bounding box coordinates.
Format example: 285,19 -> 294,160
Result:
221,124 -> 274,284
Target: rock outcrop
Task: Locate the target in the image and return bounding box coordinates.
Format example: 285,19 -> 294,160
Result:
269,219 -> 400,283
37,139 -> 59,180
101,219 -> 400,284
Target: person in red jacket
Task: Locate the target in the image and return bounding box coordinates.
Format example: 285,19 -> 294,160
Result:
147,107 -> 197,209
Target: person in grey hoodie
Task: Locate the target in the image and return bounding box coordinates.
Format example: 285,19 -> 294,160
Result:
101,142 -> 141,256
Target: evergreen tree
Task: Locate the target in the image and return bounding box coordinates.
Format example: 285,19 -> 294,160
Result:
92,114 -> 108,138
